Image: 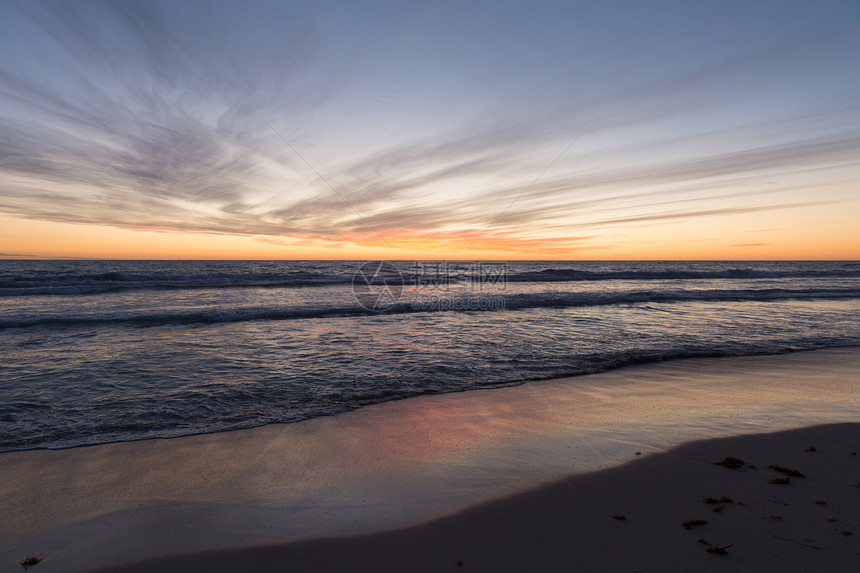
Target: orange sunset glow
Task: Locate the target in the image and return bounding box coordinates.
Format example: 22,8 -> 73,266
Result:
2,206 -> 857,260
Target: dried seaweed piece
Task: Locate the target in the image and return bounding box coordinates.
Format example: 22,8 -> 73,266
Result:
703,495 -> 733,504
20,557 -> 42,569
715,457 -> 745,469
768,464 -> 805,478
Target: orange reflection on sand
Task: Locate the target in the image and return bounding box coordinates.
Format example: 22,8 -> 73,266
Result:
345,390 -> 571,473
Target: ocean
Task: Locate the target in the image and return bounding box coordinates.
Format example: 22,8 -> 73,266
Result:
1,260 -> 859,453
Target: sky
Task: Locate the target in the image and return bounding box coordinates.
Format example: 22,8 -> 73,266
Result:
0,0 -> 858,260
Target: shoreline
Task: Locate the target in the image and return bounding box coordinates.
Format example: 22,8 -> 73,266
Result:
2,347 -> 859,572
7,345 -> 853,456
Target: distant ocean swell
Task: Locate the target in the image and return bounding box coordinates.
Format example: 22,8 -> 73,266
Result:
1,287 -> 858,329
3,266 -> 860,297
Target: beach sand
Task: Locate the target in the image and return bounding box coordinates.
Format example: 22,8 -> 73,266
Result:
2,348 -> 859,572
96,423 -> 860,572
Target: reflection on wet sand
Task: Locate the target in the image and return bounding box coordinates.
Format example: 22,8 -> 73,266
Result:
1,348 -> 858,572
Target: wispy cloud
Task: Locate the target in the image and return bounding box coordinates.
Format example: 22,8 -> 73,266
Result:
1,1 -> 858,255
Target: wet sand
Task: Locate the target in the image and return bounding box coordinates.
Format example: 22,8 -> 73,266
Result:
95,423 -> 860,572
2,348 -> 859,572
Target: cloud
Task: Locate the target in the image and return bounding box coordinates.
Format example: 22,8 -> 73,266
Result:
0,1 -> 858,255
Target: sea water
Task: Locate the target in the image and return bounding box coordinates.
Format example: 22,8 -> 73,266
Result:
1,260 -> 858,452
